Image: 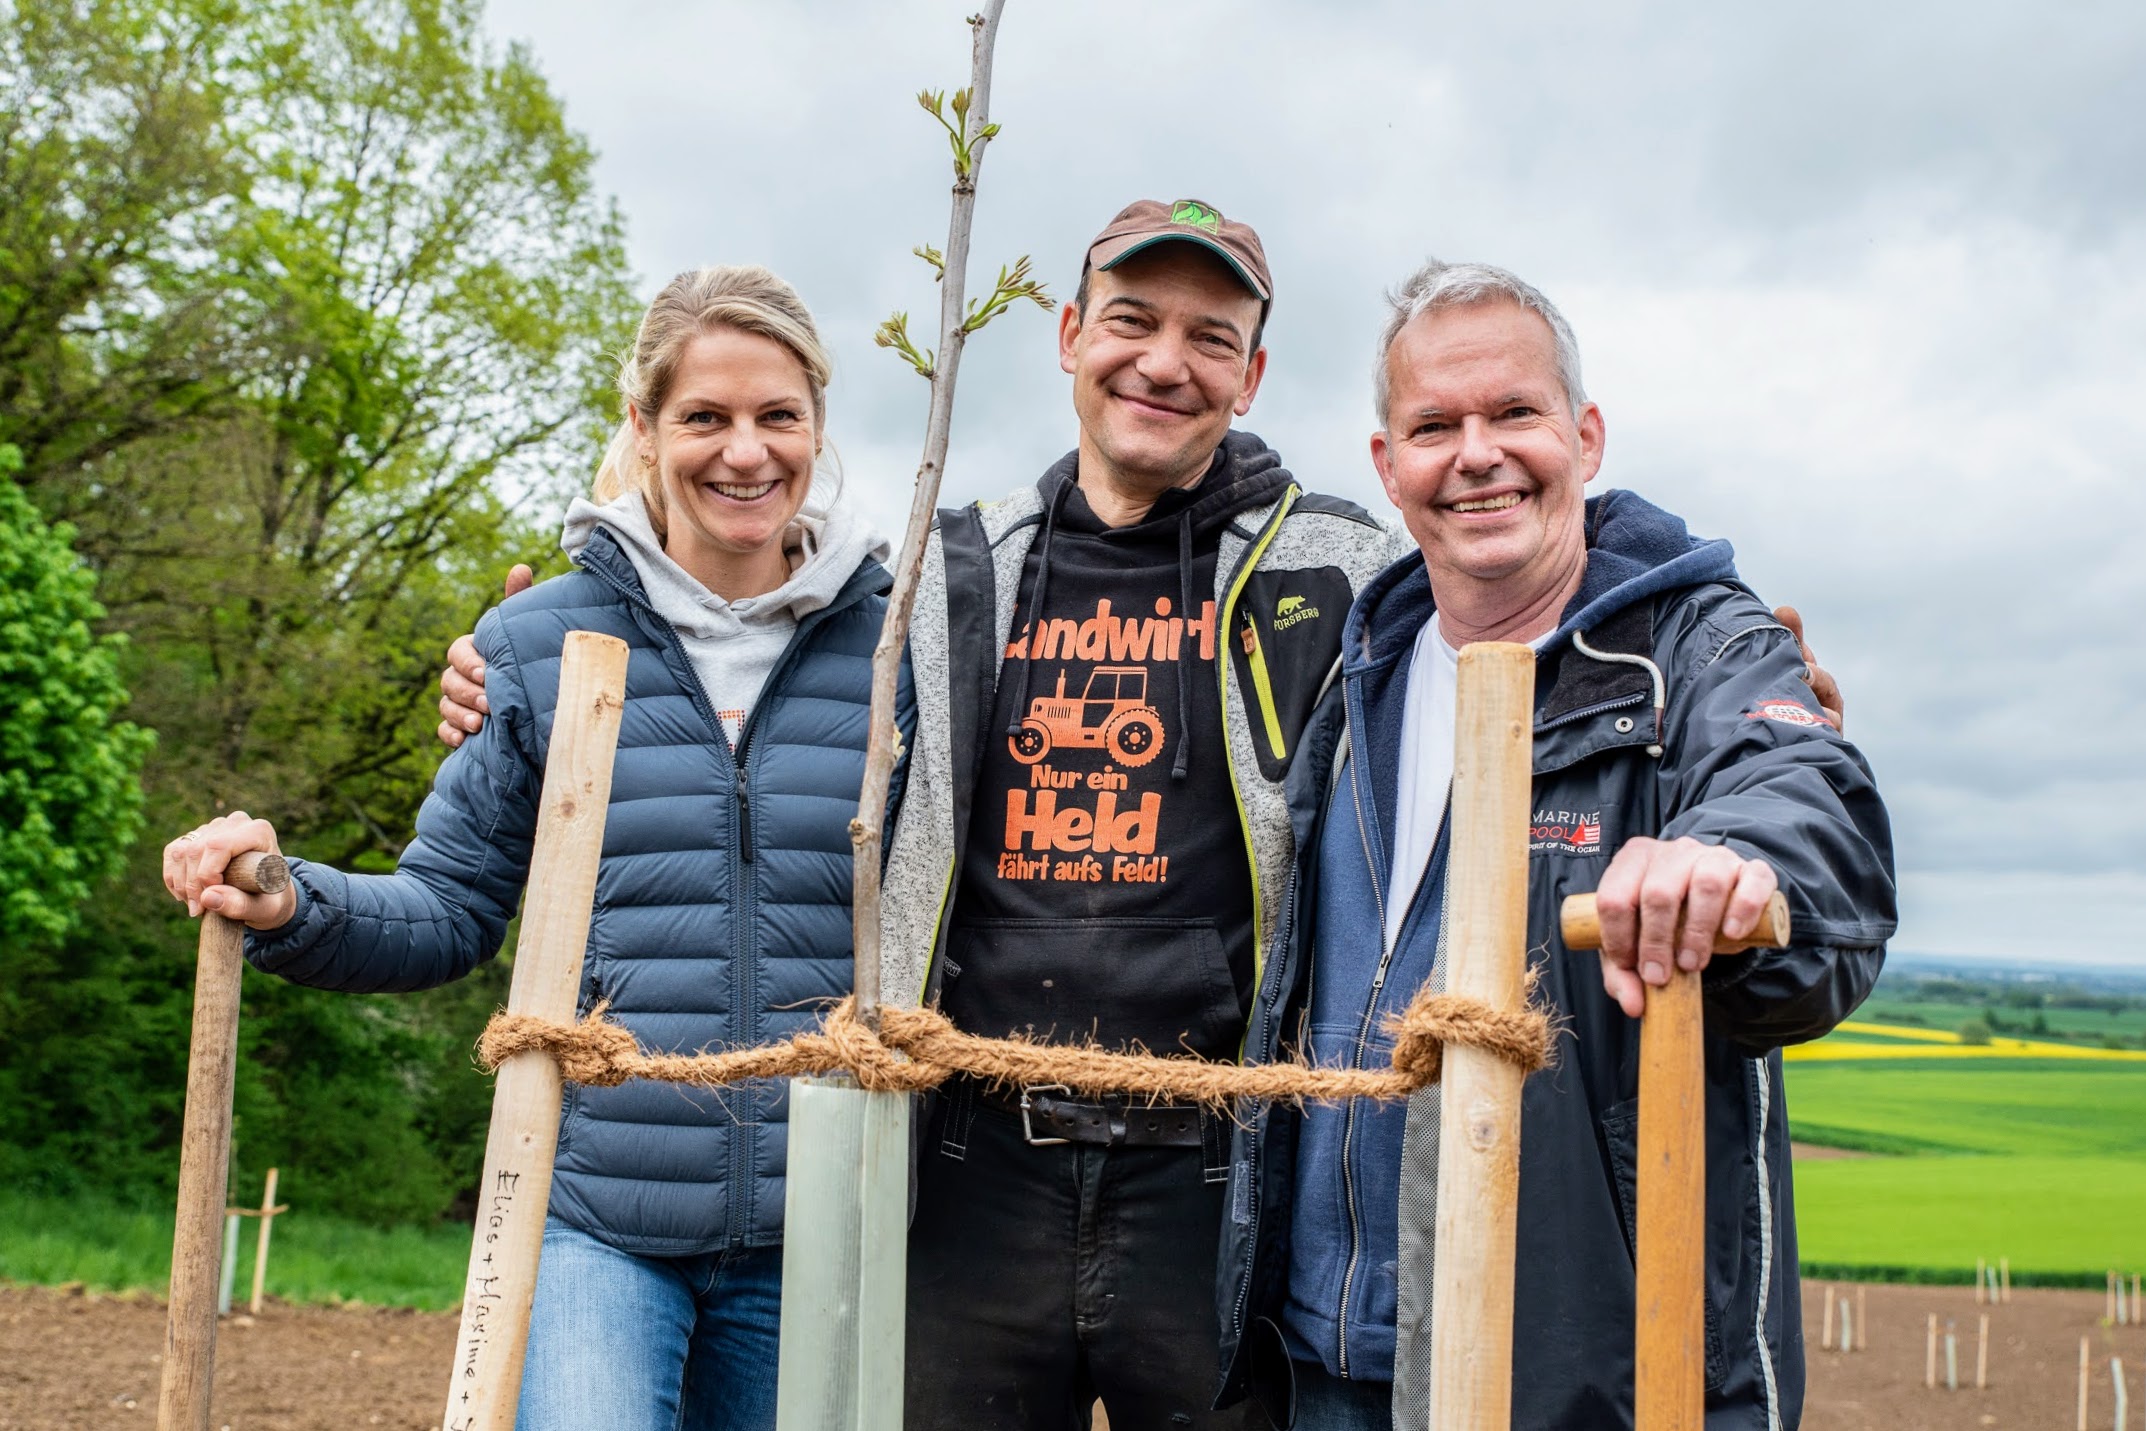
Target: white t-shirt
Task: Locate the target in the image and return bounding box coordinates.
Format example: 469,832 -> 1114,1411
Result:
1384,616 -> 1548,949
1385,615 -> 1461,950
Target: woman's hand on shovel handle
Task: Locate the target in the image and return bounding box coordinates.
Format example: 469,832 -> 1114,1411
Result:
1592,836 -> 1779,1019
163,812 -> 297,929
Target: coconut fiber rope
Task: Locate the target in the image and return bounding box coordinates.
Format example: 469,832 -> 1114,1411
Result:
476,988 -> 1553,1106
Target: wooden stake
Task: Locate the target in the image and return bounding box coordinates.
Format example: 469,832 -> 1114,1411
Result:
156,849 -> 288,1431
248,1167 -> 280,1316
2113,1358 -> 2128,1431
1428,643 -> 1535,1431
1857,1285 -> 1867,1351
1976,1313 -> 1988,1390
439,631 -> 628,1431
1926,1314 -> 1937,1390
2000,1256 -> 2009,1302
2133,1273 -> 2140,1325
1839,1297 -> 1853,1357
2080,1336 -> 2091,1431
1821,1281 -> 1834,1349
2113,1270 -> 2122,1324
1945,1322 -> 1958,1391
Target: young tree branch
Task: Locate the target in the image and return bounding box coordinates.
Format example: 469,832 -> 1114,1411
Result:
851,0 -> 1051,1026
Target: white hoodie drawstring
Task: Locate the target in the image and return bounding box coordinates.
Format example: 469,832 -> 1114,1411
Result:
1571,628 -> 1666,758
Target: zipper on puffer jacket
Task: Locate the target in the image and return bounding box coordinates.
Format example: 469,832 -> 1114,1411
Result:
580,551 -> 851,1245
714,615 -> 838,1243
727,727 -> 758,1243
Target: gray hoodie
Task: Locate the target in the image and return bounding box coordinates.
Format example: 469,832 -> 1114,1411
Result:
560,478 -> 890,748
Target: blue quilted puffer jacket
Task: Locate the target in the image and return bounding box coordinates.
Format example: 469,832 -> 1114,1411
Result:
246,526 -> 911,1256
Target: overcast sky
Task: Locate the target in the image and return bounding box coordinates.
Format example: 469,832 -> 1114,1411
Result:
482,0 -> 2144,969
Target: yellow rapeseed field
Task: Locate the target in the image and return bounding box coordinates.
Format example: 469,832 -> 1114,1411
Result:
1786,1020 -> 2146,1063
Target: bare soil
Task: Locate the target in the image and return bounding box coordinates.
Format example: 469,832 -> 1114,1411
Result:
0,1286 -> 446,1430
1797,1279 -> 2146,1430
4,1280 -> 2141,1428
1788,1142 -> 1868,1161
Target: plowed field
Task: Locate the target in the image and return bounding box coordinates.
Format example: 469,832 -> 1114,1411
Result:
6,1280 -> 2142,1429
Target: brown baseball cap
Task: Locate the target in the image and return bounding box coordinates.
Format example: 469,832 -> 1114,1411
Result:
1085,199 -> 1272,303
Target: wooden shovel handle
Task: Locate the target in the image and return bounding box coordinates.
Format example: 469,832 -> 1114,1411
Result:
157,851 -> 283,1428
1558,885 -> 1788,1431
1557,889 -> 1789,954
220,849 -> 290,896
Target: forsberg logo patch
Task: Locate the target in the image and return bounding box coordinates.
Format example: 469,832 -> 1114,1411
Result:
1746,697 -> 1835,730
1531,808 -> 1603,855
1273,593 -> 1320,631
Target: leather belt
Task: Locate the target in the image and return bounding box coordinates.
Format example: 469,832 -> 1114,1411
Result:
980,1083 -> 1207,1148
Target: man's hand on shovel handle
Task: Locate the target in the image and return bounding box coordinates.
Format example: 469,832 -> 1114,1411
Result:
1593,836 -> 1780,1019
163,812 -> 297,930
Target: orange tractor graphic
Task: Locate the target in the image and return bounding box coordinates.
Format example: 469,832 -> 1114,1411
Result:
1008,666 -> 1165,768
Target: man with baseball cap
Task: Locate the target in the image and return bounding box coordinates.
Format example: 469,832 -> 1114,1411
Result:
437,199 -> 1401,1426
433,201 -> 1857,1428
869,200 -> 1408,1429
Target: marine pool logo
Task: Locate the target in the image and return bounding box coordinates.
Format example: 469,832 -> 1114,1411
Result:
1746,697 -> 1835,730
1531,807 -> 1603,855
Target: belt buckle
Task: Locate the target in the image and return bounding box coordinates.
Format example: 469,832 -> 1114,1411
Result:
1019,1083 -> 1073,1146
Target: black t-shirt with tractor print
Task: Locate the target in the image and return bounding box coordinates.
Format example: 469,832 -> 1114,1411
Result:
944,472 -> 1264,1062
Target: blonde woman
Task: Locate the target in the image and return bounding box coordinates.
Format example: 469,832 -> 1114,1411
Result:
165,265 -> 910,1431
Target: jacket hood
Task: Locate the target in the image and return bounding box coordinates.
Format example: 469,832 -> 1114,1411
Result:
559,476 -> 892,639
1345,487 -> 1738,671
1035,427 -> 1297,540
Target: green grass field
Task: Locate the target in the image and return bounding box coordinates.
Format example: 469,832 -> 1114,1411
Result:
11,1015 -> 2141,1302
1786,1037 -> 2146,1278
1787,1059 -> 2146,1156
1792,1155 -> 2146,1277
0,1190 -> 468,1309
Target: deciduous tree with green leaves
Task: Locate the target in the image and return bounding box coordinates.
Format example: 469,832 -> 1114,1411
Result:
0,0 -> 637,1224
0,442 -> 152,950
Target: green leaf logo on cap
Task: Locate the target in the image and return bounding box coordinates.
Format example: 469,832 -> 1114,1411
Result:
1171,200 -> 1221,233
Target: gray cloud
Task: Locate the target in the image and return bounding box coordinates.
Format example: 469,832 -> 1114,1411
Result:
483,0 -> 2145,964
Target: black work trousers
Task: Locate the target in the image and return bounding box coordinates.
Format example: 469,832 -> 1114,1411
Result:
905,1092 -> 1261,1431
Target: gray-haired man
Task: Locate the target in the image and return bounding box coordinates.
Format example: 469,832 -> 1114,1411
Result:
1213,260 -> 1896,1429
432,245 -> 1857,1430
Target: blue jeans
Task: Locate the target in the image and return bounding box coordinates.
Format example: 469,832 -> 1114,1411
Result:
517,1218 -> 784,1431
1290,1358 -> 1389,1431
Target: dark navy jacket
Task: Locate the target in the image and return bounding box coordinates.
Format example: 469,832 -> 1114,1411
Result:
1218,490 -> 1897,1427
246,528 -> 911,1256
